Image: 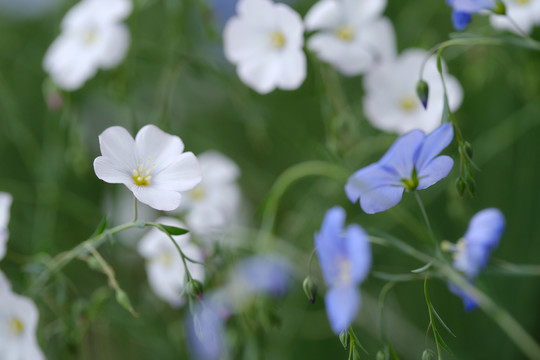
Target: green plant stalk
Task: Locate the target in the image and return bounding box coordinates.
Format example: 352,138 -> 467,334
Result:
424,278 -> 443,360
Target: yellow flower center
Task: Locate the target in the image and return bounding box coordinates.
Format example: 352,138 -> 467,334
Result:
399,95 -> 418,112
9,318 -> 24,335
132,159 -> 155,186
270,31 -> 286,49
515,0 -> 530,5
337,258 -> 352,285
158,252 -> 173,267
190,184 -> 206,201
82,29 -> 99,45
336,26 -> 355,42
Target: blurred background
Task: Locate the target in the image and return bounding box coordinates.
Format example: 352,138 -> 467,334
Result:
1,0 -> 539,359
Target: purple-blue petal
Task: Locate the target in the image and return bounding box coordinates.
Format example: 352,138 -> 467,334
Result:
187,303 -> 227,360
232,255 -> 292,296
452,10 -> 472,30
464,208 -> 505,249
345,224 -> 372,284
415,123 -> 454,172
416,155 -> 454,190
315,207 -> 347,286
448,283 -> 478,312
345,163 -> 401,207
325,285 -> 360,334
359,185 -> 404,214
379,130 -> 424,179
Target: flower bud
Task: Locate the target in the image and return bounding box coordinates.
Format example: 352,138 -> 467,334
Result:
376,350 -> 386,360
339,330 -> 349,349
416,80 -> 429,109
455,177 -> 465,196
465,173 -> 476,197
422,349 -> 436,360
462,141 -> 473,159
493,1 -> 506,15
187,279 -> 204,299
302,276 -> 318,304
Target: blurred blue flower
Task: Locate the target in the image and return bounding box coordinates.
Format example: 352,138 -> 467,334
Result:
231,254 -> 292,296
447,0 -> 494,30
345,123 -> 454,214
315,206 -> 371,334
186,301 -> 227,360
448,208 -> 505,311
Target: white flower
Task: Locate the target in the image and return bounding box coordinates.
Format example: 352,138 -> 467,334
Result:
43,0 -> 132,90
223,0 -> 306,94
178,151 -> 242,236
490,0 -> 540,34
93,125 -> 201,211
0,271 -> 45,360
363,48 -> 463,134
0,192 -> 13,261
137,218 -> 205,307
305,0 -> 396,76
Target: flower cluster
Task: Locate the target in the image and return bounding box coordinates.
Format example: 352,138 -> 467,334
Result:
43,0 -> 132,90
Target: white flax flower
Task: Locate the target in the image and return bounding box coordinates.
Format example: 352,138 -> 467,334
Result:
305,0 -> 396,76
223,0 -> 306,94
0,192 -> 13,261
43,0 -> 132,90
93,125 -> 201,211
137,218 -> 205,307
490,0 -> 540,34
0,271 -> 45,360
363,49 -> 463,134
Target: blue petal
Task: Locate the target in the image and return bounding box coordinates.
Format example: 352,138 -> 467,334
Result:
452,11 -> 471,31
345,224 -> 372,284
359,185 -> 404,214
379,130 -> 425,180
415,123 -> 454,172
464,208 -> 505,249
448,283 -> 478,312
416,155 -> 454,190
315,207 -> 347,285
345,163 -> 400,204
187,303 -> 227,360
325,285 -> 360,334
232,255 -> 292,296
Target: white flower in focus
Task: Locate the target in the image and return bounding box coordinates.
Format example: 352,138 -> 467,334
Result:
223,0 -> 306,94
0,271 -> 45,360
93,125 -> 201,211
305,0 -> 396,76
0,192 -> 13,261
490,0 -> 540,34
137,218 -> 205,307
43,0 -> 132,90
179,151 -> 242,236
363,49 -> 463,134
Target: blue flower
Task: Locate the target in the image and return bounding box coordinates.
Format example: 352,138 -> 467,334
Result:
447,208 -> 505,311
230,254 -> 292,296
447,0 -> 494,30
315,206 -> 371,334
345,123 -> 454,214
186,301 -> 227,360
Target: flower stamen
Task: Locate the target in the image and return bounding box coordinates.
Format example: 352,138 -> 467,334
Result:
8,318 -> 24,335
399,95 -> 418,112
335,26 -> 355,42
132,164 -> 152,186
269,31 -> 286,49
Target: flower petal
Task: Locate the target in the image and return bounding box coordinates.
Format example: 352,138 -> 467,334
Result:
359,185 -> 404,214
448,283 -> 478,312
379,130 -> 424,179
97,126 -> 137,172
464,208 -> 505,248
236,52 -> 281,94
153,152 -> 201,192
93,156 -> 132,184
223,18 -> 268,63
345,224 -> 372,284
304,0 -> 342,31
276,49 -> 306,90
96,23 -> 130,69
131,185 -> 182,211
415,123 -> 454,171
0,192 -> 13,229
135,125 -> 185,170
416,155 -> 454,190
345,163 -> 399,204
315,207 -> 346,285
325,285 -> 360,334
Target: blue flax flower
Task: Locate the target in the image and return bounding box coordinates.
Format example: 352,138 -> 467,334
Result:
346,123 -> 454,214
315,206 -> 371,334
230,254 -> 292,296
186,301 -> 227,360
447,0 -> 494,30
447,208 -> 505,311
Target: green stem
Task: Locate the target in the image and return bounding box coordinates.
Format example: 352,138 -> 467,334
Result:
133,197 -> 138,222
414,192 -> 438,252
424,278 -> 443,360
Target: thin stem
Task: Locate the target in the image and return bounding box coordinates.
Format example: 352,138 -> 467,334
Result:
505,14 -> 533,42
424,278 -> 443,360
307,247 -> 317,276
378,282 -> 396,344
133,197 -> 138,222
414,192 -> 438,252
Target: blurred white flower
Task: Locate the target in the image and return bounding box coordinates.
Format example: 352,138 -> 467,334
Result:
93,125 -> 201,211
178,151 -> 242,236
490,0 -> 540,34
0,270 -> 45,360
223,0 -> 306,94
363,49 -> 463,134
305,0 -> 396,76
137,217 -> 205,307
43,0 -> 132,91
0,192 -> 13,261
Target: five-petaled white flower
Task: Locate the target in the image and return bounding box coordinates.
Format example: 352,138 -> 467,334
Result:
0,271 -> 45,360
178,151 -> 242,237
223,0 -> 306,94
93,125 -> 201,211
43,0 -> 132,90
490,0 -> 540,34
305,0 -> 396,76
363,48 -> 463,134
137,217 -> 205,307
0,192 -> 13,261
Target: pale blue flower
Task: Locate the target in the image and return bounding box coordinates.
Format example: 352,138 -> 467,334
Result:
448,208 -> 505,311
315,206 -> 371,334
345,123 -> 454,214
186,301 -> 227,360
231,255 -> 292,296
447,0 -> 495,30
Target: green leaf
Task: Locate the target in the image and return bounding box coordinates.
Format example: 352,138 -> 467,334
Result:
160,224 -> 189,236
411,262 -> 432,273
434,327 -> 452,353
431,304 -> 456,337
91,216 -> 108,237
116,289 -> 139,318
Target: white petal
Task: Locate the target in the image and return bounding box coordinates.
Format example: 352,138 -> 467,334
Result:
345,0 -> 387,24
131,185 -> 182,211
135,125 -> 185,170
93,156 -> 132,184
444,73 -> 464,112
96,23 -> 130,69
305,0 -> 342,31
153,152 -> 201,192
0,269 -> 11,293
97,126 -> 137,172
237,0 -> 276,27
62,0 -> 132,30
198,151 -> 240,184
275,3 -> 304,48
237,53 -> 281,94
357,17 -> 396,63
223,18 -> 268,63
0,192 -> 13,228
276,49 -> 306,90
